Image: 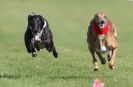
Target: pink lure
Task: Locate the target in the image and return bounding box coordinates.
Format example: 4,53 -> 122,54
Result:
93,78 -> 105,87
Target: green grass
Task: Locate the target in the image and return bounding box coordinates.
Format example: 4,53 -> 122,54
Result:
0,0 -> 133,87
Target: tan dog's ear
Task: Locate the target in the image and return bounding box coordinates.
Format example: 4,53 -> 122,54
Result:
95,12 -> 106,18
94,13 -> 98,19
94,14 -> 99,23
104,15 -> 107,18
101,12 -> 107,19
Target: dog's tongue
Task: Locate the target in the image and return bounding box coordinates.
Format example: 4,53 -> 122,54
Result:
99,25 -> 105,29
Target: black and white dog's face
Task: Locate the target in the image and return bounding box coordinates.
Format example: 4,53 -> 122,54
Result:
28,15 -> 46,37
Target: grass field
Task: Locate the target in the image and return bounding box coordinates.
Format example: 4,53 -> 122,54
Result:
0,0 -> 133,87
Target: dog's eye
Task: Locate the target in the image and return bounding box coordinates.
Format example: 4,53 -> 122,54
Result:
30,21 -> 34,26
28,25 -> 32,30
95,18 -> 99,21
104,16 -> 106,18
30,23 -> 33,25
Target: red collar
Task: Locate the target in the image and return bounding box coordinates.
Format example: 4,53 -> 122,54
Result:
93,22 -> 109,34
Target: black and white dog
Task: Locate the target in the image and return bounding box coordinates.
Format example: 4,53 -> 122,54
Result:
24,14 -> 58,58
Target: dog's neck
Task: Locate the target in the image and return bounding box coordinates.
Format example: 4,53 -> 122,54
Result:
93,22 -> 109,35
34,20 -> 47,41
42,20 -> 47,29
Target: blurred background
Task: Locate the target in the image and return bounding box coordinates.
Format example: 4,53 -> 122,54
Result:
0,0 -> 133,87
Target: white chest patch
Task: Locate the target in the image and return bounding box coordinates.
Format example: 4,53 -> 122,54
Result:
101,45 -> 107,52
34,20 -> 47,42
98,34 -> 107,52
35,35 -> 41,41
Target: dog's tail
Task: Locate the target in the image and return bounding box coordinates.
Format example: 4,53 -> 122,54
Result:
53,47 -> 58,58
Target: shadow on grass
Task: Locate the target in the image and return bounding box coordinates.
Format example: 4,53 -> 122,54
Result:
48,75 -> 90,80
0,73 -> 31,79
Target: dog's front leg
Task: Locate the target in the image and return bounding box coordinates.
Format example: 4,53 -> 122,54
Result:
98,35 -> 107,52
96,52 -> 106,64
109,48 -> 117,69
31,38 -> 37,57
89,48 -> 99,71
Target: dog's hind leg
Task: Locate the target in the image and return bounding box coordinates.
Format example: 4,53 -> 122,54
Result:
96,52 -> 106,64
44,42 -> 58,58
53,47 -> 58,58
89,48 -> 99,71
45,42 -> 53,52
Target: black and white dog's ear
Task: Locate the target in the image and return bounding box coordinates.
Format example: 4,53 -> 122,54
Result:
38,15 -> 47,28
28,15 -> 33,22
41,16 -> 45,20
38,15 -> 45,21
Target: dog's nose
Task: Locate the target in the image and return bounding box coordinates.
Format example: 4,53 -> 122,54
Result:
100,20 -> 105,24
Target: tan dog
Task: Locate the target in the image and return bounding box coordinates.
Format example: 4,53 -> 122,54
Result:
87,12 -> 118,71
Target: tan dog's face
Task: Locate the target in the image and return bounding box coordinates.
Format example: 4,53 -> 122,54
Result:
94,12 -> 107,29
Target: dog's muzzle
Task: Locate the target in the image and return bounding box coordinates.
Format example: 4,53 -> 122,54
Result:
98,20 -> 106,29
33,30 -> 38,34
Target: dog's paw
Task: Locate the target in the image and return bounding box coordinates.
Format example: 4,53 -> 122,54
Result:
94,66 -> 99,72
53,48 -> 58,58
32,52 -> 37,57
109,63 -> 115,70
53,51 -> 58,58
94,68 -> 99,72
